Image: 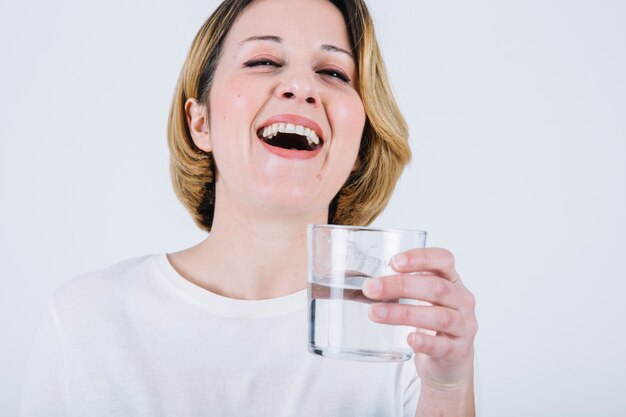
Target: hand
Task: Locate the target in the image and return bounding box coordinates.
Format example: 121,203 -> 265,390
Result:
363,248 -> 477,390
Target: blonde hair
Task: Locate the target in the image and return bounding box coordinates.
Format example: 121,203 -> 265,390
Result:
167,0 -> 410,231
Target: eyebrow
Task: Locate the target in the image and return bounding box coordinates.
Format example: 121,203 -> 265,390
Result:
239,35 -> 354,59
320,43 -> 353,59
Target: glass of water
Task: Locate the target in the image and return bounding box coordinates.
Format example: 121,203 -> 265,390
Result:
307,224 -> 427,362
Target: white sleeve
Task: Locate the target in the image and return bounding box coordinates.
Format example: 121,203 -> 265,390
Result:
18,301 -> 67,417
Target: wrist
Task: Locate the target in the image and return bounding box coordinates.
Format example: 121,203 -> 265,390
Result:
415,375 -> 475,417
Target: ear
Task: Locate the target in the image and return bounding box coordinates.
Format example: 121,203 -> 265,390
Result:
185,98 -> 211,152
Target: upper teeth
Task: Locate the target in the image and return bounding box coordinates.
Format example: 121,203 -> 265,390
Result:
261,123 -> 320,146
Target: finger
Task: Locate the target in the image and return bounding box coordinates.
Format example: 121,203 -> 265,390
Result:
363,274 -> 463,309
408,332 -> 471,361
391,247 -> 461,283
369,304 -> 469,337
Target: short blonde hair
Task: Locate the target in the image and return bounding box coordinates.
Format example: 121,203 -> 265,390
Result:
167,0 -> 410,231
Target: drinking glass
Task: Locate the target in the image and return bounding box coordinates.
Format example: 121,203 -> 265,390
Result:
307,224 -> 427,362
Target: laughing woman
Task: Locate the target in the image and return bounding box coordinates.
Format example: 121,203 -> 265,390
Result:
19,0 -> 477,416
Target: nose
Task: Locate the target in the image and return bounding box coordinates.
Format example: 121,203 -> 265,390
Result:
274,71 -> 320,106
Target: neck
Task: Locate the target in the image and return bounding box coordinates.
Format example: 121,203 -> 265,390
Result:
168,196 -> 328,300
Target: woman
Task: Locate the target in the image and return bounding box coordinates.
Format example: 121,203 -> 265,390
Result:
20,0 -> 477,416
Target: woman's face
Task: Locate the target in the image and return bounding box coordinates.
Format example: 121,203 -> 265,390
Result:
202,0 -> 365,220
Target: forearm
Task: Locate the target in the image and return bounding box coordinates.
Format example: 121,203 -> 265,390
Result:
414,375 -> 475,417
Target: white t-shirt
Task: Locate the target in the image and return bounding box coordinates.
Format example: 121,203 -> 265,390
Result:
19,254 -> 420,417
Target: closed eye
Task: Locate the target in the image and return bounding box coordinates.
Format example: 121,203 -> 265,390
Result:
318,68 -> 350,83
243,58 -> 282,68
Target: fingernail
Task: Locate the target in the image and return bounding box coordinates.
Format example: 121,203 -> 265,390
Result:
410,333 -> 421,346
372,305 -> 388,320
392,253 -> 408,269
364,278 -> 381,296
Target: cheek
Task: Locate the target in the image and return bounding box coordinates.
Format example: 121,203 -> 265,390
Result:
330,92 -> 366,147
323,93 -> 366,192
210,80 -> 251,124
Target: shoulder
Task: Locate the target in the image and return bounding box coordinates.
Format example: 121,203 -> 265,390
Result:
50,254 -> 160,318
56,254 -> 156,294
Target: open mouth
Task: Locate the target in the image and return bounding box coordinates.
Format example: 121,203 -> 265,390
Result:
257,122 -> 323,151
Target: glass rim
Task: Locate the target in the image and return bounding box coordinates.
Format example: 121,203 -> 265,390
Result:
307,224 -> 427,236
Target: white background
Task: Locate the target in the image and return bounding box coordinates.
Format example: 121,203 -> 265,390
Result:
1,0 -> 625,416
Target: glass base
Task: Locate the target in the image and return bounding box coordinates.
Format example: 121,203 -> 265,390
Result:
308,345 -> 413,362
